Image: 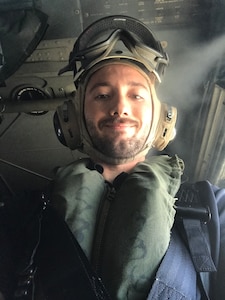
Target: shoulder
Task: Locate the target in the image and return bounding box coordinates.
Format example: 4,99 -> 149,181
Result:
53,157 -> 91,180
144,154 -> 184,170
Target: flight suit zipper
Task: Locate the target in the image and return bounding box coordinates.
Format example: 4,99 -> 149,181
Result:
91,183 -> 116,273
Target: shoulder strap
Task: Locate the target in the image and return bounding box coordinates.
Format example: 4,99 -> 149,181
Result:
36,199 -> 111,300
175,181 -> 220,299
149,181 -> 220,300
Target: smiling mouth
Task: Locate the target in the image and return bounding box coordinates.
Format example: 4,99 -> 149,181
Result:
100,117 -> 138,130
105,123 -> 135,131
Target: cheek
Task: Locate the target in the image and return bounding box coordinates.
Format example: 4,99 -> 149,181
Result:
84,98 -> 95,121
137,104 -> 152,126
84,101 -> 104,124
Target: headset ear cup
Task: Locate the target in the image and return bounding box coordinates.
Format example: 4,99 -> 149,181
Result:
53,112 -> 68,147
153,103 -> 177,151
53,100 -> 81,150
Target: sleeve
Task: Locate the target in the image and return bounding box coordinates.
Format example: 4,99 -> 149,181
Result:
212,186 -> 225,300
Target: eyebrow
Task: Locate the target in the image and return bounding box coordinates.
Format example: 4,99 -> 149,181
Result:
88,82 -> 110,93
88,81 -> 149,92
127,81 -> 149,90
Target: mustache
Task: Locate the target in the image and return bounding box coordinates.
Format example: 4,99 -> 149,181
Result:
99,116 -> 138,127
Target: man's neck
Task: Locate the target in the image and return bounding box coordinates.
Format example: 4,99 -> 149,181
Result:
97,157 -> 146,183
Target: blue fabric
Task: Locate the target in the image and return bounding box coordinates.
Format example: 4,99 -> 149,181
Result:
147,228 -> 201,300
147,181 -> 225,300
212,184 -> 225,300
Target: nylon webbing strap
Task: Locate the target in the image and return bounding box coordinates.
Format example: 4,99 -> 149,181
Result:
183,218 -> 217,272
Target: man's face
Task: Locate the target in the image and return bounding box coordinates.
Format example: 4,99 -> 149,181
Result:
84,64 -> 152,160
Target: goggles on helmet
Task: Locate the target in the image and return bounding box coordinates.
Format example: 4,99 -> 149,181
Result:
58,15 -> 169,86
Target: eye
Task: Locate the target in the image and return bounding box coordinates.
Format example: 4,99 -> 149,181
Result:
131,94 -> 145,101
129,87 -> 149,101
134,95 -> 143,99
95,94 -> 110,100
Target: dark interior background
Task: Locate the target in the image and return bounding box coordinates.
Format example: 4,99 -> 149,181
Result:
1,0 -> 225,196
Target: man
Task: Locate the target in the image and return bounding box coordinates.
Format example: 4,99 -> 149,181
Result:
0,15 -> 224,300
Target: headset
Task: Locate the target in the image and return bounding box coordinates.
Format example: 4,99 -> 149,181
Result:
54,15 -> 177,155
53,99 -> 80,150
53,99 -> 177,152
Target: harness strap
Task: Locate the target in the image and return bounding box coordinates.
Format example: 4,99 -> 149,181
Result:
175,181 -> 220,271
175,181 -> 220,299
148,180 -> 219,300
183,218 -> 216,272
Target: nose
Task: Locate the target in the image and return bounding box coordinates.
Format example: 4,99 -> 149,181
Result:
109,94 -> 131,117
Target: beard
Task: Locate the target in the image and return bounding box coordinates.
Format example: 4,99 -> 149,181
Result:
85,118 -> 149,159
